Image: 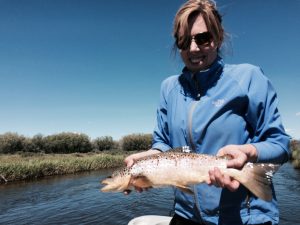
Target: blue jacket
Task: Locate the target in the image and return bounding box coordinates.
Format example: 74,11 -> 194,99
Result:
152,57 -> 290,225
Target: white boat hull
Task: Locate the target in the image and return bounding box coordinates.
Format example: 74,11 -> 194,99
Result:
128,215 -> 172,225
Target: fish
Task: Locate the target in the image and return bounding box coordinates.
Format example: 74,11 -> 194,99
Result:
100,151 -> 280,201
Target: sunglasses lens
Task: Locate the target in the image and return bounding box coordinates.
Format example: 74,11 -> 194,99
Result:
194,32 -> 212,46
175,32 -> 212,50
176,39 -> 190,50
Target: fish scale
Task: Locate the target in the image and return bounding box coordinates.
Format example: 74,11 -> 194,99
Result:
101,152 -> 280,201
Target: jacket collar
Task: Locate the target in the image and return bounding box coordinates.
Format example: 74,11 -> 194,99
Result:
180,56 -> 224,98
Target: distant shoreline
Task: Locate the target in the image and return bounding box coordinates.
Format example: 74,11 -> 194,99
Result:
0,151 -> 128,184
1,144 -> 299,184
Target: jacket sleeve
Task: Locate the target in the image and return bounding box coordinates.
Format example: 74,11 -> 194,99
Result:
244,66 -> 290,163
152,79 -> 172,152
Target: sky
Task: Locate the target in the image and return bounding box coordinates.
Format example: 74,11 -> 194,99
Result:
0,0 -> 299,141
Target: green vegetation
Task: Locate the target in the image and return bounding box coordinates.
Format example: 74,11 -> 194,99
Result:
93,136 -> 117,151
121,133 -> 152,151
290,139 -> 300,169
0,132 -> 152,183
4,132 -> 298,183
0,151 -> 127,183
0,132 -> 152,154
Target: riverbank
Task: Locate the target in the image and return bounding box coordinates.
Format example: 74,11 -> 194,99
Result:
0,151 -> 129,183
291,140 -> 300,169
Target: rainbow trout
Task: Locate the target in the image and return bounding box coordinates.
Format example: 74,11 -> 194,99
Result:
101,151 -> 280,201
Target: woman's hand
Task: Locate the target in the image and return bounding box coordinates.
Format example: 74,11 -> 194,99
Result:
207,144 -> 258,192
123,149 -> 161,194
124,149 -> 161,167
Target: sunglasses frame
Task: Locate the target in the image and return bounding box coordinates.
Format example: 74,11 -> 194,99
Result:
176,31 -> 213,50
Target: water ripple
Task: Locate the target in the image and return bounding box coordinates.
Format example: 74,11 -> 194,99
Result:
0,163 -> 299,225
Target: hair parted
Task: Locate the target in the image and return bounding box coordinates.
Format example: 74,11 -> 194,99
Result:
173,0 -> 224,50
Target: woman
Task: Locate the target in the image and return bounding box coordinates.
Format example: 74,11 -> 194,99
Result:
125,0 -> 290,224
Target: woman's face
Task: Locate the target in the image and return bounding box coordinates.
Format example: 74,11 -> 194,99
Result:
180,14 -> 218,73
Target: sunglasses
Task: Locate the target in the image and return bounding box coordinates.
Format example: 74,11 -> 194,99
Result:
176,32 -> 213,50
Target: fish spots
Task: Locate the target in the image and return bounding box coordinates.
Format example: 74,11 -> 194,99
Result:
101,151 -> 281,201
113,167 -> 130,177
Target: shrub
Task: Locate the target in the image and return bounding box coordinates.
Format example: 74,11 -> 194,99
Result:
31,134 -> 45,152
92,136 -> 116,151
290,140 -> 300,155
290,139 -> 300,169
43,132 -> 92,153
0,132 -> 26,154
21,134 -> 46,153
121,133 -> 152,151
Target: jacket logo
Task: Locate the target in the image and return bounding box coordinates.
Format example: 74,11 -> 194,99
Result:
212,99 -> 225,107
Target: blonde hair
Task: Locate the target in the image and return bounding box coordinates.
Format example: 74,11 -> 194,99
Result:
173,0 -> 224,49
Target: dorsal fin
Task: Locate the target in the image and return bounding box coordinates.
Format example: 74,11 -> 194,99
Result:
168,146 -> 191,153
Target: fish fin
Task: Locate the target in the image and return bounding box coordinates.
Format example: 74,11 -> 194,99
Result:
229,163 -> 280,201
130,175 -> 153,189
167,147 -> 185,153
175,185 -> 194,194
168,146 -> 192,153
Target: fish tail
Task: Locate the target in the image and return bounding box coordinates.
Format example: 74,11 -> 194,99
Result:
228,163 -> 280,201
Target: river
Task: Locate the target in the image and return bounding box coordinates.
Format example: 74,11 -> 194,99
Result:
0,163 -> 299,225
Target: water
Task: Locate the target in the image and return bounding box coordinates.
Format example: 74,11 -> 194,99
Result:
0,163 -> 299,225
273,163 -> 300,225
0,169 -> 174,225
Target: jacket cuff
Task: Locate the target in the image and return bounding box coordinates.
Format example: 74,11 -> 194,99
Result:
152,142 -> 171,152
251,142 -> 288,163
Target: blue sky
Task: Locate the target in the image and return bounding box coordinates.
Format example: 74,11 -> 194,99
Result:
0,0 -> 299,140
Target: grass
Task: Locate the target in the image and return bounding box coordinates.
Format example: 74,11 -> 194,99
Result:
0,150 -> 131,183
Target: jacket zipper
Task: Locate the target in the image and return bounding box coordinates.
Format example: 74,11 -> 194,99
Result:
187,99 -> 205,223
187,101 -> 199,151
186,64 -> 223,223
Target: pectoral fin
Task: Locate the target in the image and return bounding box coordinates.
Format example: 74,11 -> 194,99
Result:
175,185 -> 194,194
130,175 -> 153,189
